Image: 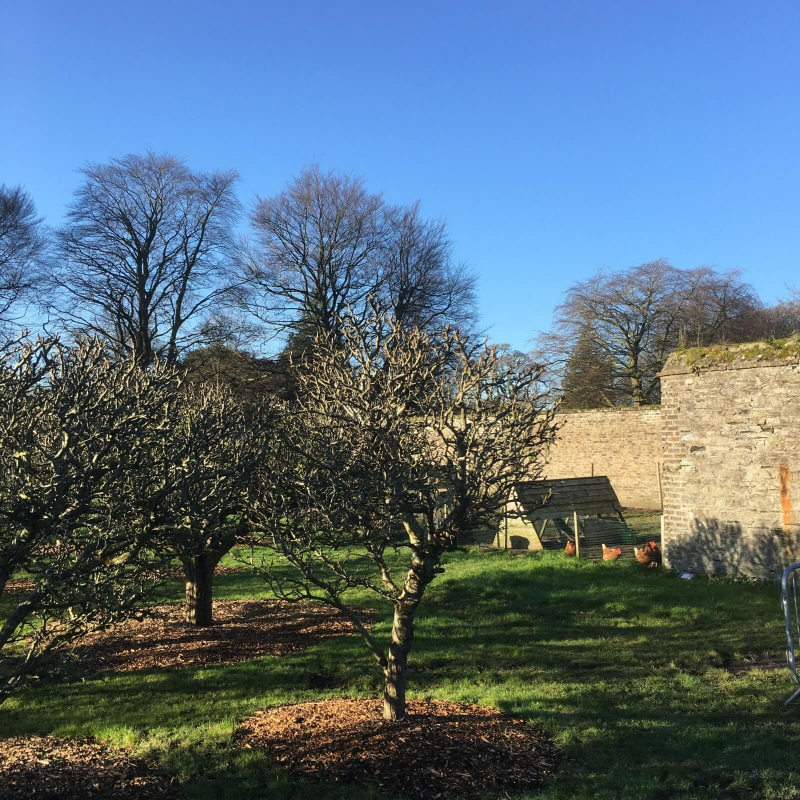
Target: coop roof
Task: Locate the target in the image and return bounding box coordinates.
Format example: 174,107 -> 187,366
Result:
513,476 -> 624,519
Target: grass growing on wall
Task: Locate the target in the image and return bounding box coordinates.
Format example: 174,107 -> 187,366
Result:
1,520 -> 798,800
672,334 -> 800,370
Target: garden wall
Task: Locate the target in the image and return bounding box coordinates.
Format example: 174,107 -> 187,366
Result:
544,407 -> 663,510
660,342 -> 800,581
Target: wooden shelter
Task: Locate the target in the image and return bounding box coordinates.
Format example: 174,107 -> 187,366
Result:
498,476 -> 627,553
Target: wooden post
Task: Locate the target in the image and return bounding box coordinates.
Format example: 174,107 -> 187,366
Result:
573,511 -> 580,559
656,461 -> 663,510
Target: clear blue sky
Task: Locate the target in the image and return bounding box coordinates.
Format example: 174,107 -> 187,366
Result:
2,0 -> 798,350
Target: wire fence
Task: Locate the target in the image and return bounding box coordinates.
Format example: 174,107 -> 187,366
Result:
458,510 -> 662,561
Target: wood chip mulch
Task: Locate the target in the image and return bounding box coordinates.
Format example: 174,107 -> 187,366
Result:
2,579 -> 35,596
67,600 -> 373,673
235,698 -> 560,799
0,736 -> 182,800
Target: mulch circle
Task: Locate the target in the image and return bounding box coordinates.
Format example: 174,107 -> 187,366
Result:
0,736 -> 181,799
235,698 -> 559,799
68,600 -> 373,672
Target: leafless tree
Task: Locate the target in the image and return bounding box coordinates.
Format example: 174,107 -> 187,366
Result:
679,267 -> 762,346
0,337 -> 184,702
248,310 -> 556,722
51,152 -> 240,365
153,383 -> 275,626
0,185 -> 48,329
740,289 -> 800,340
238,166 -> 479,346
376,202 -> 477,334
537,260 -> 760,406
239,165 -> 386,341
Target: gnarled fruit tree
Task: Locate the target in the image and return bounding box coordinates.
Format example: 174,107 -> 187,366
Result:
250,309 -> 556,721
0,337 -> 183,702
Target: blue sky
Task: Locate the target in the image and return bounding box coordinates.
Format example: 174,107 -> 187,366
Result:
2,0 -> 798,350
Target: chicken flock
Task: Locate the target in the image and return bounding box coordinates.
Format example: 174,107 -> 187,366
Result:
564,539 -> 662,566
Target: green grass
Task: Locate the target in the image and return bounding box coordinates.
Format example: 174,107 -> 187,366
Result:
2,521 -> 800,800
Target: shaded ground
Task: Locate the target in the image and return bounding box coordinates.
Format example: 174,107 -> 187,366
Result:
69,600 -> 373,672
235,698 -> 559,800
2,579 -> 35,596
0,736 -> 181,799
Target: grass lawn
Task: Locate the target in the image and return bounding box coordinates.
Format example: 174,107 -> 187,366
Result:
2,517 -> 800,799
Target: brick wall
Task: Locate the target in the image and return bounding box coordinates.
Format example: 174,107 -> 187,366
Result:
544,407 -> 663,510
661,352 -> 800,581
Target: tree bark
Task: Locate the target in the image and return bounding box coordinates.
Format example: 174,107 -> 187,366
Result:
182,554 -> 218,626
383,604 -> 413,722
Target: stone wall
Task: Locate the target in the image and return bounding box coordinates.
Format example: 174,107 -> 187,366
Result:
544,407 -> 663,510
661,344 -> 800,581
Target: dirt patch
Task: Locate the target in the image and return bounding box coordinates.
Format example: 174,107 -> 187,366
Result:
68,600 -> 373,672
0,736 -> 181,799
235,698 -> 559,800
727,653 -> 786,674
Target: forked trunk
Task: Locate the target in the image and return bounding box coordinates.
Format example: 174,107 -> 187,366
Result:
182,554 -> 217,626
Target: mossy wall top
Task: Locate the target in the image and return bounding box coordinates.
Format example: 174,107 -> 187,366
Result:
661,335 -> 800,375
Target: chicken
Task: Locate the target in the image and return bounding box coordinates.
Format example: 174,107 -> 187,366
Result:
602,543 -> 622,561
634,540 -> 663,567
564,539 -> 576,556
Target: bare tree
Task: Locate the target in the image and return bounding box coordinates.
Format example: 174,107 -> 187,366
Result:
679,267 -> 762,346
0,337 -> 184,702
153,383 -> 275,626
0,185 -> 48,328
739,289 -> 800,340
249,310 -> 556,722
52,152 -> 240,365
239,167 -> 478,347
377,202 -> 477,334
239,165 -> 386,340
537,260 -> 760,406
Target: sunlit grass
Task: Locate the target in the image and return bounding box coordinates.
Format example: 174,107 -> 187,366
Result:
2,517 -> 799,799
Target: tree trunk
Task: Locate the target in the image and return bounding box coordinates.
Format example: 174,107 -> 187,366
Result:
383,605 -> 414,722
182,554 -> 217,626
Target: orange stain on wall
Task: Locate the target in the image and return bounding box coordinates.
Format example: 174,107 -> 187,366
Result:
779,462 -> 793,533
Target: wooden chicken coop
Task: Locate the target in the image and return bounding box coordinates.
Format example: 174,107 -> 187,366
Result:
496,476 -> 630,555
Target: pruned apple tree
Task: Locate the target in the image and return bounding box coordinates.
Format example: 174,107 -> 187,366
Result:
0,337 -> 184,702
153,382 -> 275,626
248,310 -> 556,721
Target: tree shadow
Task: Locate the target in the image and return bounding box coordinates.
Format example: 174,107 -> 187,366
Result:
667,516 -> 797,582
